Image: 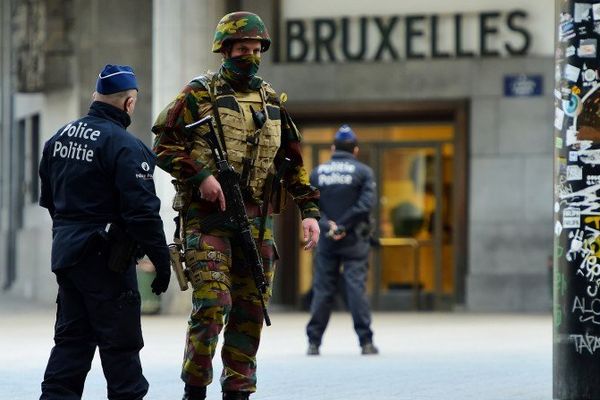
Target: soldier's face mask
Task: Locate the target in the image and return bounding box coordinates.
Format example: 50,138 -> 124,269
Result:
222,54 -> 261,81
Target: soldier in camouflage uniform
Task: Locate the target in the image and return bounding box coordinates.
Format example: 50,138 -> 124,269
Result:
152,11 -> 320,400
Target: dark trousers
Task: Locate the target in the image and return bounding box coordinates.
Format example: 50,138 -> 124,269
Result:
40,251 -> 147,400
306,239 -> 374,346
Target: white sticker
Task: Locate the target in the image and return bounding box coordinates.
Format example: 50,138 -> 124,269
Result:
579,149 -> 600,165
579,39 -> 598,58
584,67 -> 598,82
555,221 -> 563,236
567,45 -> 577,57
569,151 -> 579,162
555,107 -> 566,130
575,3 -> 592,22
555,89 -> 562,100
565,64 -> 582,82
594,3 -> 600,20
563,208 -> 581,229
567,165 -> 583,180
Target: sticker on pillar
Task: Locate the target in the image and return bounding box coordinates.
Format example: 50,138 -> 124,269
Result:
563,208 -> 581,229
575,3 -> 592,23
579,39 -> 598,58
566,127 -> 579,146
578,149 -> 600,165
565,64 -> 581,82
557,137 -> 564,149
587,175 -> 600,185
555,221 -> 563,236
555,89 -> 563,100
569,151 -> 579,162
563,94 -> 583,117
574,140 -> 593,150
593,4 -> 600,21
595,22 -> 600,35
582,65 -> 599,87
567,165 -> 583,181
555,107 -> 566,130
566,46 -> 576,57
559,14 -> 575,41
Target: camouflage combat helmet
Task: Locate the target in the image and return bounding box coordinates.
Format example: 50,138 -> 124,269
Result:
212,11 -> 271,53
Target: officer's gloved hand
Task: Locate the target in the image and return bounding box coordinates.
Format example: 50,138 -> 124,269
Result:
151,268 -> 171,295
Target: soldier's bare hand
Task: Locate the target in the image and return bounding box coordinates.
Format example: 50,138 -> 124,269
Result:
199,175 -> 226,211
302,218 -> 320,250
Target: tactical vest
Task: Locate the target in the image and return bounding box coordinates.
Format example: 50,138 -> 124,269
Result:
192,74 -> 281,202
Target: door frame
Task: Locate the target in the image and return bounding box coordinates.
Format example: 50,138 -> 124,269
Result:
279,100 -> 469,309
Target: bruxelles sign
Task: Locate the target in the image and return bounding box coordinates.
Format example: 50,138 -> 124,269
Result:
281,10 -> 530,62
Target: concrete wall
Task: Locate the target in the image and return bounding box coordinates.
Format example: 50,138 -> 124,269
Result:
10,89 -> 77,303
75,0 -> 153,145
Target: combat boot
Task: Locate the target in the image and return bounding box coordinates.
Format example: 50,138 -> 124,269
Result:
223,390 -> 250,399
361,342 -> 379,355
307,343 -> 320,356
183,384 -> 206,400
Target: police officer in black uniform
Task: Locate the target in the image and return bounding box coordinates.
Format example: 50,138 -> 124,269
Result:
39,64 -> 171,400
306,125 -> 378,356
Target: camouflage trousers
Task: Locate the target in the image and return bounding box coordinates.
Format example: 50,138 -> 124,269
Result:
181,215 -> 277,393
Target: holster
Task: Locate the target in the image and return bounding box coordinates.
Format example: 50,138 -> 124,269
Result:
101,224 -> 141,273
172,179 -> 192,212
169,241 -> 189,291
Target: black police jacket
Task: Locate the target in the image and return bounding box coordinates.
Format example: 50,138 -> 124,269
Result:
39,101 -> 170,273
310,150 -> 376,245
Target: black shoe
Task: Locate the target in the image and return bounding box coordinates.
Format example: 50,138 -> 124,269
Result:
307,343 -> 320,355
183,384 -> 206,400
223,391 -> 250,400
361,342 -> 379,355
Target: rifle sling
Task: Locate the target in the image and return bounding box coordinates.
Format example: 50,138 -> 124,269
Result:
208,74 -> 228,154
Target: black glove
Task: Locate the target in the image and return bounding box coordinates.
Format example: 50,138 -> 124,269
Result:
151,268 -> 171,295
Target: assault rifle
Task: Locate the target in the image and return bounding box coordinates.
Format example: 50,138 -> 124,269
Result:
185,115 -> 272,326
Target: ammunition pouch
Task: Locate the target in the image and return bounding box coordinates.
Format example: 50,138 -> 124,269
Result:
184,249 -> 231,289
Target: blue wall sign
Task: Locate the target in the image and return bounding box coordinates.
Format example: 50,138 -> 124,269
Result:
504,74 -> 543,97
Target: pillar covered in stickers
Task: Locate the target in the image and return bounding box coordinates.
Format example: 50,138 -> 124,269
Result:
554,1 -> 600,399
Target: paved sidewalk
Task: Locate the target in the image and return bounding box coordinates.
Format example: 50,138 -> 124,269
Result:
0,295 -> 551,399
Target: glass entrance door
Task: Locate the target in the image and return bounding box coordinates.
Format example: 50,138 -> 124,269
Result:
294,123 -> 457,311
375,144 -> 454,310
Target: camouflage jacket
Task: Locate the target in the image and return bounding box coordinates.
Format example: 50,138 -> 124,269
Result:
152,72 -> 320,221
